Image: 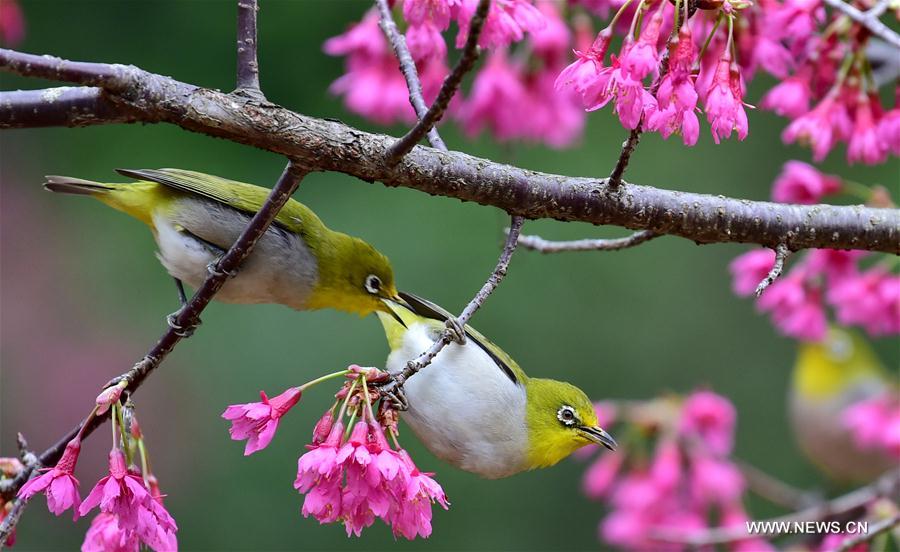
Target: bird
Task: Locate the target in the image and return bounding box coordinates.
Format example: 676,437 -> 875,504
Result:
44,168 -> 401,319
789,327 -> 896,482
376,291 -> 617,479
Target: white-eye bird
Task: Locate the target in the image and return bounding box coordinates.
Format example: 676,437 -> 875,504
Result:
377,292 -> 617,479
44,168 -> 401,317
789,327 -> 896,482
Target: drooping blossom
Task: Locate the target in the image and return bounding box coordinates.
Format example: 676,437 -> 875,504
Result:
222,386 -> 302,455
646,24 -> 700,146
842,394 -> 900,459
847,93 -> 887,165
679,390 -> 737,456
771,161 -> 841,204
458,51 -> 526,141
82,513 -> 139,552
455,0 -> 545,50
389,449 -> 450,540
877,104 -> 900,156
17,437 -> 81,518
78,450 -> 178,551
295,420 -> 346,524
782,92 -> 853,161
704,53 -> 749,144
729,249 -> 777,296
403,0 -> 452,61
756,274 -> 827,341
760,72 -> 812,118
828,269 -> 900,336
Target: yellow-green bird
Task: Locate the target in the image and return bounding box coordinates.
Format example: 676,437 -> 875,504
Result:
44,168 -> 400,316
377,292 -> 616,479
789,327 -> 896,482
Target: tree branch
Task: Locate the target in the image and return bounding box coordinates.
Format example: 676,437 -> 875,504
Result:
374,0 -> 448,152
737,460 -> 821,511
1,48 -> 898,254
0,162 -> 309,513
393,216 -> 525,387
385,0 -> 490,163
823,0 -> 900,49
0,87 -> 143,128
755,243 -> 791,297
516,230 -> 658,253
651,469 -> 900,546
836,513 -> 900,552
235,0 -> 263,98
609,128 -> 642,188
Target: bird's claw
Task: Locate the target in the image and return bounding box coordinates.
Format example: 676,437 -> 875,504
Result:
166,311 -> 201,338
444,317 -> 466,345
206,260 -> 238,279
379,379 -> 410,411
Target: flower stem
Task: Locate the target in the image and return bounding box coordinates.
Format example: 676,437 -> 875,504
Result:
299,369 -> 350,392
842,178 -> 874,201
606,0 -> 637,38
337,379 -> 358,421
697,13 -> 725,66
137,438 -> 150,487
361,375 -> 377,423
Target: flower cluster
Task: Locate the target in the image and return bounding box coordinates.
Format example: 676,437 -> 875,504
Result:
580,390 -> 772,550
843,393 -> 900,461
729,162 -> 899,341
17,400 -> 177,551
221,365 -> 448,540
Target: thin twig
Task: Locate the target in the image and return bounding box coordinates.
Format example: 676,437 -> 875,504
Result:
235,0 -> 264,98
374,0 -> 447,151
651,469 -> 900,546
517,230 -> 658,253
755,243 -> 791,297
823,0 -> 900,49
738,460 -> 821,510
393,216 -> 525,386
386,0 -> 490,163
836,513 -> 900,552
608,128 -> 643,188
0,49 -> 898,254
0,162 -> 308,512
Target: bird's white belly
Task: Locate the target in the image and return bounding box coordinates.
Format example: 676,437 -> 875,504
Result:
385,323 -> 529,479
152,199 -> 318,309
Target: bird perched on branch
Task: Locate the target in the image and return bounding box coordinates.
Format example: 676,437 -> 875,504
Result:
44,168 -> 400,319
789,327 -> 896,482
377,292 -> 617,479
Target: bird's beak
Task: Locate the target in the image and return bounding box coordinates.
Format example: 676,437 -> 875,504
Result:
578,426 -> 618,451
380,295 -> 412,327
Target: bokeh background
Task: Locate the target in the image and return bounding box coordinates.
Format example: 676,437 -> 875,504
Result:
1,1 -> 897,550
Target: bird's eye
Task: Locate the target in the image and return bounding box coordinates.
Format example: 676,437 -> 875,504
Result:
364,274 -> 382,295
557,405 -> 577,427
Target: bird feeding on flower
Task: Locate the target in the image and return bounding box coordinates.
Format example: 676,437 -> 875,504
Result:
44,168 -> 400,318
377,292 -> 617,479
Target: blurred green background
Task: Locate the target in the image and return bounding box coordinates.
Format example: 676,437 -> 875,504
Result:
1,1 -> 897,550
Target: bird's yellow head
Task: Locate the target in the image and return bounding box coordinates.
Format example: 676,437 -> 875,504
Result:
524,378 -> 616,470
308,234 -> 400,317
793,327 -> 887,401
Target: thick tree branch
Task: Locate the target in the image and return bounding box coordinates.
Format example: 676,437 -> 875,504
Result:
823,0 -> 900,49
1,48 -> 898,254
517,230 -> 658,253
235,0 -> 263,98
374,0 -> 447,152
0,162 -> 309,511
652,469 -> 900,546
393,216 -> 525,387
0,87 -> 143,128
386,0 -> 490,163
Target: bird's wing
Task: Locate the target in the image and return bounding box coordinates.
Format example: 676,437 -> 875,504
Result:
114,168 -> 316,234
398,291 -> 526,385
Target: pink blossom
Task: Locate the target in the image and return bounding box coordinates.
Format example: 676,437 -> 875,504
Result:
771,161 -> 841,204
819,533 -> 868,552
78,450 -> 178,551
222,386 -> 302,455
311,410 -> 335,445
0,0 -> 25,47
295,421 -> 346,524
619,2 -> 666,81
828,269 -> 900,336
761,75 -> 812,119
17,437 -> 81,518
406,21 -> 447,62
555,30 -> 612,100
646,25 -> 699,146
582,452 -> 624,499
82,513 -> 139,552
756,275 -> 827,341
650,439 -> 681,492
804,249 -> 866,284
679,390 -> 737,456
752,36 -> 793,79
729,249 -> 776,297
589,47 -> 656,130
390,450 -> 449,540
704,55 -> 749,144
847,94 -> 887,165
403,0 -> 452,29
722,505 -> 776,551
458,52 -> 526,141
529,1 -> 570,65
600,508 -> 653,549
876,106 -> 900,155
783,93 -> 853,161
767,0 -> 825,45
95,381 -> 127,415
455,0 -> 545,49
690,455 -> 744,505
519,69 -> 585,148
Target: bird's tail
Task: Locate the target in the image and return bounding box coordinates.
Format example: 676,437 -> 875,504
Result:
44,176 -> 116,196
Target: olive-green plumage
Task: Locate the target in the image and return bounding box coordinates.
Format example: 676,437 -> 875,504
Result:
45,168 -> 399,316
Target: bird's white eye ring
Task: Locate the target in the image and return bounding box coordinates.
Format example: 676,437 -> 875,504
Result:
365,274 -> 382,295
557,405 -> 577,426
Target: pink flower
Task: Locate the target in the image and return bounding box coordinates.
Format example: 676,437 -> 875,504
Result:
783,93 -> 853,161
389,450 -> 449,540
650,439 -> 681,492
0,0 -> 25,47
690,455 -> 744,505
804,249 -> 866,284
82,513 -> 139,552
406,21 -> 447,62
761,73 -> 812,118
729,249 -> 776,297
95,381 -> 127,415
601,508 -> 653,549
877,106 -> 900,155
752,36 -> 793,79
78,450 -> 177,551
646,25 -> 699,146
295,421 -> 346,524
222,386 -> 302,455
820,533 -> 868,552
847,94 -> 887,165
17,437 -> 81,518
722,505 -> 776,552
518,68 -> 585,148
756,275 -> 827,341
403,0 -> 452,29
771,161 -> 841,204
555,30 -> 612,99
679,390 -> 736,456
456,0 -> 546,49
828,269 -> 900,336
619,2 -> 666,82
704,55 -> 749,144
582,452 -> 624,499
311,410 -> 335,445
458,52 -> 526,141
